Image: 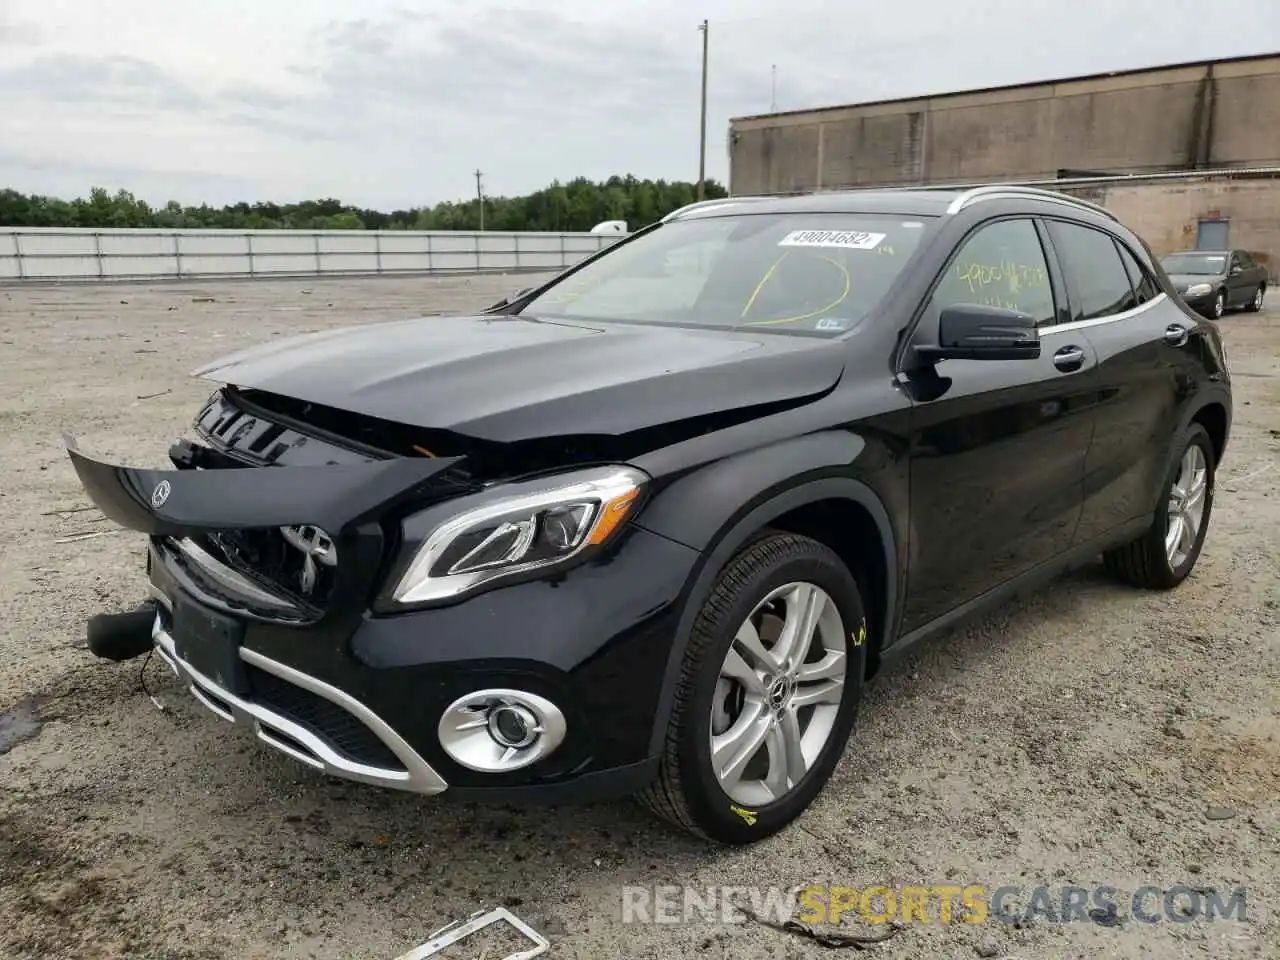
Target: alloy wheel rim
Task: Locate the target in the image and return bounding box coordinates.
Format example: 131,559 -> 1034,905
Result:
1255,288 -> 1264,310
709,581 -> 847,807
1214,294 -> 1224,317
1166,445 -> 1208,569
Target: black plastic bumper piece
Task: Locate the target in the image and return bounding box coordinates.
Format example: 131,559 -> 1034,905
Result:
87,605 -> 157,662
442,756 -> 662,805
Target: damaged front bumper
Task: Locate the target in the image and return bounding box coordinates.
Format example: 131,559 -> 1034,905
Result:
150,598 -> 449,794
65,419 -> 696,802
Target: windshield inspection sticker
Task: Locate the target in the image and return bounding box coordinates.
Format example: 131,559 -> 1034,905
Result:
815,317 -> 851,331
779,229 -> 886,250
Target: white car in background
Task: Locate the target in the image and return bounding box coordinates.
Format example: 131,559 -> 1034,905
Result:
590,220 -> 628,235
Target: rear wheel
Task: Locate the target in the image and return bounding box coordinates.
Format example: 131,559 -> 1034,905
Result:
639,532 -> 866,844
1103,423 -> 1215,589
1245,285 -> 1265,313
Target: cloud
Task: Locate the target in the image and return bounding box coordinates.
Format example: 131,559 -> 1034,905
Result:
0,148 -> 262,203
0,0 -> 1277,208
0,54 -> 210,112
306,9 -> 708,127
0,17 -> 41,46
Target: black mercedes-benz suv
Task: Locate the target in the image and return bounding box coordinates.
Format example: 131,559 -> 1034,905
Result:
70,185 -> 1232,845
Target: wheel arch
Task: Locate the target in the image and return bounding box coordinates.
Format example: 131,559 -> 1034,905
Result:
1180,392 -> 1231,468
638,466 -> 900,757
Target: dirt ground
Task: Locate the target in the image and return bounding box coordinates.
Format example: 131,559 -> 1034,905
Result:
0,275 -> 1277,960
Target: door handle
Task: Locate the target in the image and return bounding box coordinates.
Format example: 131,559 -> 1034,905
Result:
1052,345 -> 1086,372
1164,324 -> 1190,347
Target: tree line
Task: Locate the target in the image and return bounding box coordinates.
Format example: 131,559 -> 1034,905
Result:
0,176 -> 729,232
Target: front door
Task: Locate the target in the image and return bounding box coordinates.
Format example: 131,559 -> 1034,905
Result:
901,217 -> 1098,632
1224,252 -> 1253,308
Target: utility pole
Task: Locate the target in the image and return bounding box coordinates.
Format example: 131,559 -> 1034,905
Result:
697,19 -> 709,201
771,64 -> 777,112
474,169 -> 485,231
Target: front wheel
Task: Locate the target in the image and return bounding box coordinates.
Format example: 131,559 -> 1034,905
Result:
1212,290 -> 1226,319
1103,423 -> 1215,589
639,532 -> 867,844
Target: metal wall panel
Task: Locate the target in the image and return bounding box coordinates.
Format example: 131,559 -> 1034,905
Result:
103,255 -> 175,277
181,235 -> 250,255
0,228 -> 625,283
0,232 -> 17,278
181,255 -> 252,275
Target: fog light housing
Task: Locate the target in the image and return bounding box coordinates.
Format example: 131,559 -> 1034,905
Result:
487,703 -> 538,749
438,689 -> 567,773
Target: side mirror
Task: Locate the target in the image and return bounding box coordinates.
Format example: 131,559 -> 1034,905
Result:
917,304 -> 1041,362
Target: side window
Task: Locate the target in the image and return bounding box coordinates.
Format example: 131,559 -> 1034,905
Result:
1046,221 -> 1138,320
1229,252 -> 1243,273
1115,242 -> 1158,305
1237,251 -> 1254,269
930,218 -> 1056,327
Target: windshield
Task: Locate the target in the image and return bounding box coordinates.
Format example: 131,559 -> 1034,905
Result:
519,212 -> 932,336
1161,253 -> 1227,275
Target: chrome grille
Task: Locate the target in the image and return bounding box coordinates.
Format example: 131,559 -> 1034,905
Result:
170,390 -> 380,614
202,526 -> 339,610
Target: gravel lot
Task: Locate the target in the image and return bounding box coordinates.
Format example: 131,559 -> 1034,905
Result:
1,275 -> 1277,960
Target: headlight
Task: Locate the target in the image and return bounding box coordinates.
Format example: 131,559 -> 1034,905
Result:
390,465 -> 648,605
1186,283 -> 1213,297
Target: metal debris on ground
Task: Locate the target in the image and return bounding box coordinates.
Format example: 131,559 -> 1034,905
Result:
136,389 -> 172,400
393,907 -> 549,960
40,504 -> 98,516
54,529 -> 123,544
736,907 -> 903,950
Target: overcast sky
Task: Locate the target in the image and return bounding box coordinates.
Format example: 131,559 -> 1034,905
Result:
1,0 -> 1276,209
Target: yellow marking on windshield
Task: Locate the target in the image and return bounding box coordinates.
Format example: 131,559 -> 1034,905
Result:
740,251 -> 791,317
745,255 -> 851,326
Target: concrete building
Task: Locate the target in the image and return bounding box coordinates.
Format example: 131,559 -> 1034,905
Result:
727,53 -> 1280,262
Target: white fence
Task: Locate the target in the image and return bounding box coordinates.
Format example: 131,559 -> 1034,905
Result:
0,228 -> 625,283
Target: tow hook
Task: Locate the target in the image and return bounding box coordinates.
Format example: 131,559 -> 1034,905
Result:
86,602 -> 157,662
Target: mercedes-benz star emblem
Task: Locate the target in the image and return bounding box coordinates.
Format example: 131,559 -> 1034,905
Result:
151,479 -> 171,508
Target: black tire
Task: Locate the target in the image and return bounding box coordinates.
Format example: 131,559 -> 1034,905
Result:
639,531 -> 867,844
1244,285 -> 1265,313
1103,423 -> 1216,589
1212,290 -> 1225,319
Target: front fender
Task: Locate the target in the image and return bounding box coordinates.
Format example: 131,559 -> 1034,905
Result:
631,432 -> 901,756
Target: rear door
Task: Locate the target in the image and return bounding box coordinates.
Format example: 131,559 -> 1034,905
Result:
901,216 -> 1099,631
1043,218 -> 1204,544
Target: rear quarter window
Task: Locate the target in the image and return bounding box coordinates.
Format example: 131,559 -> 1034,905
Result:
1115,242 -> 1159,306
1046,221 -> 1137,321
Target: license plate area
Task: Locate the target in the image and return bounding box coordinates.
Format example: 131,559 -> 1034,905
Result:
172,596 -> 248,697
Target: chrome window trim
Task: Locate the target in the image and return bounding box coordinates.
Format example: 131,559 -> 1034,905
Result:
1039,292 -> 1168,335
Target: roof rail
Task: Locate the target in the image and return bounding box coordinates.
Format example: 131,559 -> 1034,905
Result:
946,184 -> 1117,220
660,195 -> 776,222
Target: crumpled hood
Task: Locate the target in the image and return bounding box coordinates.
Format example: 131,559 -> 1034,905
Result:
192,313 -> 845,442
